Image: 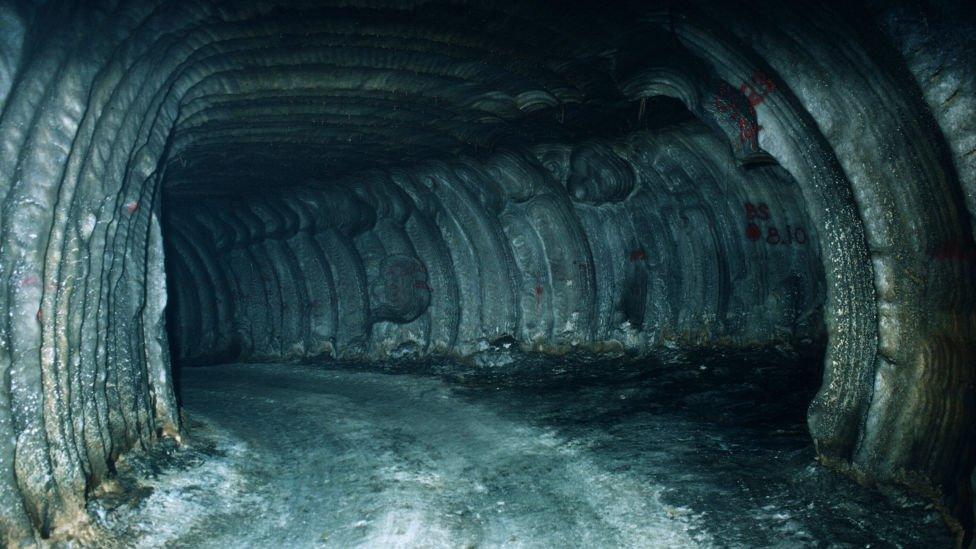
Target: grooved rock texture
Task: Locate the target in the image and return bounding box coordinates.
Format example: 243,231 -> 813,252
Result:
870,1 -> 976,243
0,0 -> 971,544
165,124 -> 825,365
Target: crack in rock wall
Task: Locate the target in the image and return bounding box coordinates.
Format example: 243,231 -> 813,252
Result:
0,0 -> 971,544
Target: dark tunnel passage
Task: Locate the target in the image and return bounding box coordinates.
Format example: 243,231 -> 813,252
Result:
162,115 -> 827,370
0,1 -> 974,546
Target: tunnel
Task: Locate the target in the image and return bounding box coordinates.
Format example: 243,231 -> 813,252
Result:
0,0 -> 973,546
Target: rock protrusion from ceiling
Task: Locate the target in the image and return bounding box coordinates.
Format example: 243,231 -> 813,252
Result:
165,122 -> 826,367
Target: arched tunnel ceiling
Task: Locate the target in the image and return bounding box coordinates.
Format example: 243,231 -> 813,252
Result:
0,0 -> 974,545
158,1 -> 660,194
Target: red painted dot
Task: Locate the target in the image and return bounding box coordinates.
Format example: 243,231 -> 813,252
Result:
746,223 -> 761,241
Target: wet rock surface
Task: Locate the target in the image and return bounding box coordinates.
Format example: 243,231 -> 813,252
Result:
90,359 -> 950,548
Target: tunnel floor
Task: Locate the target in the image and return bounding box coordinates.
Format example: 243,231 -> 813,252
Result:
89,359 -> 950,547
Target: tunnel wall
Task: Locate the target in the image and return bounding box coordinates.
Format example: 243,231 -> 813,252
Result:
671,5 -> 976,532
0,1 -> 971,544
164,124 -> 826,366
870,2 -> 976,244
868,5 -> 976,531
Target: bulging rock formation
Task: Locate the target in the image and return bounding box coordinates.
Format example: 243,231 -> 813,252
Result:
164,125 -> 825,365
0,0 -> 972,544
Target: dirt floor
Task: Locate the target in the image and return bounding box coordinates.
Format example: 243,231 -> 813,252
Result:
88,359 -> 950,547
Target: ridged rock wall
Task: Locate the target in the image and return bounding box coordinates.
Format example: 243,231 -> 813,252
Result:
0,0 -> 971,544
870,2 -> 976,243
164,124 -> 825,365
866,5 -> 976,538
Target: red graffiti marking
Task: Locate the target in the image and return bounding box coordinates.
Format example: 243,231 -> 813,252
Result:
528,269 -> 546,314
737,117 -> 762,143
755,225 -> 807,245
743,202 -> 806,245
740,85 -> 763,108
745,223 -> 806,245
714,91 -> 762,143
533,283 -> 544,315
740,70 -> 777,107
745,223 -> 762,241
793,227 -> 808,244
628,249 -> 647,262
20,275 -> 40,288
124,201 -> 139,214
744,202 -> 771,221
381,257 -> 430,310
714,71 -> 776,143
